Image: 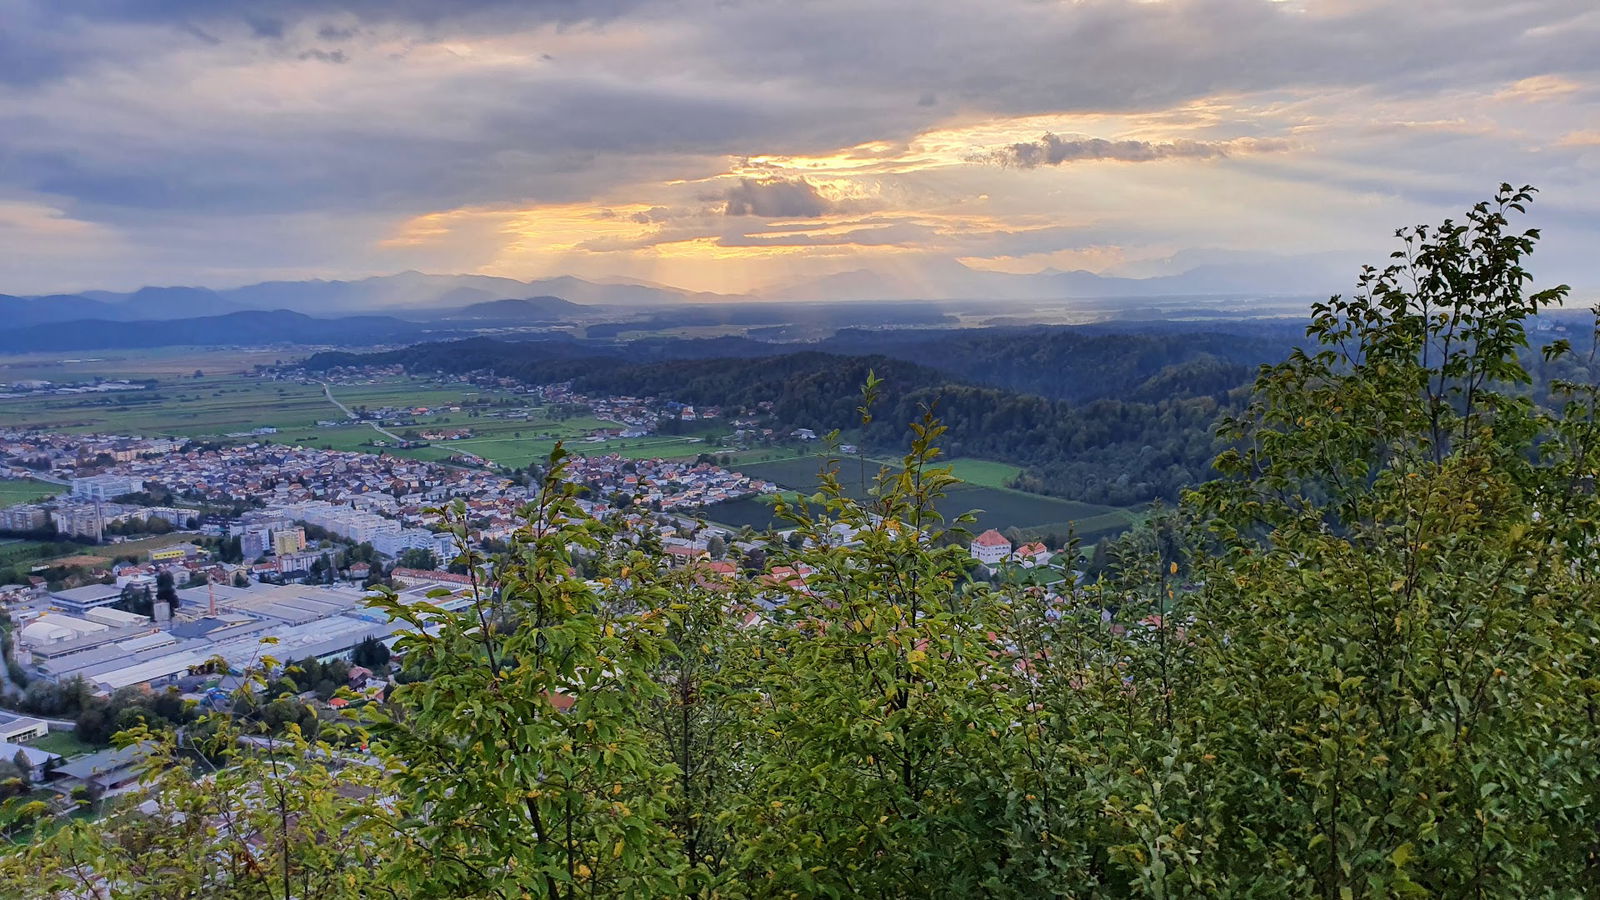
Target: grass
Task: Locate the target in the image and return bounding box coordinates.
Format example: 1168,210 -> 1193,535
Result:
0,346 -> 292,382
82,533 -> 197,562
707,454 -> 1139,541
0,350 -> 748,474
0,540 -> 61,568
943,458 -> 1023,489
30,731 -> 99,758
0,480 -> 63,509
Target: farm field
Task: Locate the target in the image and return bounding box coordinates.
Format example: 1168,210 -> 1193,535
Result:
0,375 -> 329,435
705,454 -> 1137,541
0,344 -> 752,471
944,458 -> 1023,488
0,479 -> 64,508
0,372 -> 519,441
0,346 -> 294,382
0,540 -> 58,569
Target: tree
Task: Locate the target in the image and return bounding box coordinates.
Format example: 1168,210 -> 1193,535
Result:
704,535 -> 726,560
351,635 -> 390,670
365,451 -> 680,896
117,583 -> 153,618
396,548 -> 436,571
1184,184 -> 1596,893
154,571 -> 178,616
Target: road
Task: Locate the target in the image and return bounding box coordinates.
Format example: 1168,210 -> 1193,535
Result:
319,381 -> 405,443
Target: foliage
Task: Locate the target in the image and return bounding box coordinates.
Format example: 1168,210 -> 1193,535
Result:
7,187 -> 1600,896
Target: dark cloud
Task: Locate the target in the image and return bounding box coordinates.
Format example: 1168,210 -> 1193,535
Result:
988,134 -> 1288,168
0,0 -> 1596,292
723,178 -> 832,218
245,16 -> 284,39
296,48 -> 349,64
629,206 -> 678,223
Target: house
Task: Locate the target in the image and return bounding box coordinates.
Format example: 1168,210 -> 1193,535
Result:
970,529 -> 1012,566
664,544 -> 706,567
55,743 -> 147,794
1011,541 -> 1053,568
0,712 -> 47,744
0,740 -> 60,780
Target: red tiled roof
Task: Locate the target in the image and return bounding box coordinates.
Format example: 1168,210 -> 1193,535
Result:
973,529 -> 1010,547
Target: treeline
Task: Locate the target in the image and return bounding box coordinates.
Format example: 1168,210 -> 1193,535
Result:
817,324 -> 1287,403
1,676 -> 195,747
307,341 -> 1238,504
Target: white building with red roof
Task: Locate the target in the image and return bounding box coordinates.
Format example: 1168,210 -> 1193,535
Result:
1012,541 -> 1053,568
970,529 -> 1012,566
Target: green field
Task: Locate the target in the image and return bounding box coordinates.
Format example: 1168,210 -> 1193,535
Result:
0,540 -> 56,568
944,458 -> 1023,488
0,480 -> 64,508
705,455 -> 1137,540
0,347 -> 757,472
0,346 -> 293,382
0,375 -> 330,435
30,730 -> 99,758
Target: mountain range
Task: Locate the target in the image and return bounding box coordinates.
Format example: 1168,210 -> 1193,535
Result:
764,254 -> 1356,301
2,252 -> 1357,328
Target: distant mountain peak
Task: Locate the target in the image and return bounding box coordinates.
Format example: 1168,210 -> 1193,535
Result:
445,296 -> 586,320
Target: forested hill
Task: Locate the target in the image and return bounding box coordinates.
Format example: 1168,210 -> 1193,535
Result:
815,325 -> 1292,403
306,323 -> 1297,403
305,333 -> 1248,505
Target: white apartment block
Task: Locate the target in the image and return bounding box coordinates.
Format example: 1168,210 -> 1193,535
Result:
70,474 -> 145,501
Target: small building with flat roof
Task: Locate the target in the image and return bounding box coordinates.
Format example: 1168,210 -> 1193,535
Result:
50,584 -> 124,615
0,712 -> 47,743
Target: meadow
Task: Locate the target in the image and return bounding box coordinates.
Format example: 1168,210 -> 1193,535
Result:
0,479 -> 64,508
703,454 -> 1136,541
0,347 -> 293,382
0,348 -> 727,472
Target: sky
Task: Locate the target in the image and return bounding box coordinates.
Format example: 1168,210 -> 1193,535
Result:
1,0 -> 1598,298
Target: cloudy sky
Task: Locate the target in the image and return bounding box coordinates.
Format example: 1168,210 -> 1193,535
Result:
2,0 -> 1597,297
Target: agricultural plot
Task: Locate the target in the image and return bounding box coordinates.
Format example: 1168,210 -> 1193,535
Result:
0,346 -> 291,382
705,454 -> 1137,541
944,458 -> 1023,489
0,376 -> 328,435
0,373 -> 523,440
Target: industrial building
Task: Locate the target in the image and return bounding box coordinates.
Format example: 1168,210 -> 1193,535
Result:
48,584 -> 125,615
15,578 -> 465,693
